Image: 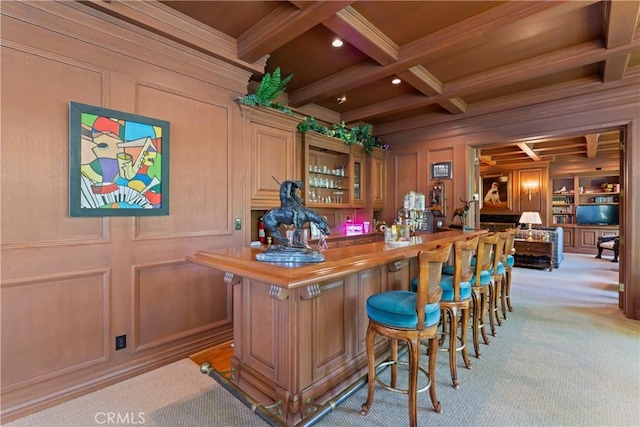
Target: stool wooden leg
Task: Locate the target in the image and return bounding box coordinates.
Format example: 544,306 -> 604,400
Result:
447,307 -> 459,389
505,269 -> 513,312
495,277 -> 503,326
390,338 -> 398,389
460,307 -> 472,370
427,337 -> 442,414
471,289 -> 489,358
407,337 -> 420,427
502,269 -> 511,317
479,291 -> 490,346
360,323 -> 376,416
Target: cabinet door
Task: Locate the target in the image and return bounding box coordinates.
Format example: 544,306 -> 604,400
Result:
242,106 -> 300,209
563,227 -> 574,248
250,123 -> 296,207
370,150 -> 386,208
303,132 -> 350,207
351,149 -> 366,207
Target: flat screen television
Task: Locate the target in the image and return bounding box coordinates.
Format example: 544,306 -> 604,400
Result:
575,205 -> 619,226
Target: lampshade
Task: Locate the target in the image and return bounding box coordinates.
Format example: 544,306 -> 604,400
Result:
519,211 -> 542,225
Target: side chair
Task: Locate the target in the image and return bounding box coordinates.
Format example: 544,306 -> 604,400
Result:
361,243 -> 452,427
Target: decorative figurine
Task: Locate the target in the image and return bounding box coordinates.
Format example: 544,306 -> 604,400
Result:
452,198 -> 471,225
256,180 -> 330,263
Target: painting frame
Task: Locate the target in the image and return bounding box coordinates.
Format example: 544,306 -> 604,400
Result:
69,102 -> 170,217
480,172 -> 513,211
430,161 -> 452,180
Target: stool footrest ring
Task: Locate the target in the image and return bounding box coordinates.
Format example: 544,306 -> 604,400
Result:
374,360 -> 431,394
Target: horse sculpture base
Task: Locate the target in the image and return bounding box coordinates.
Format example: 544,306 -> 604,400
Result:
256,245 -> 325,263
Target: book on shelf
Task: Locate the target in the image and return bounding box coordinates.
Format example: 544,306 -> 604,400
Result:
552,215 -> 573,225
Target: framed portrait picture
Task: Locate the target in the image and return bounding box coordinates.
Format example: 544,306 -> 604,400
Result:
480,173 -> 512,211
68,102 -> 170,216
430,161 -> 452,179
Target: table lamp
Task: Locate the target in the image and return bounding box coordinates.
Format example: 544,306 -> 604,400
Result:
519,211 -> 542,241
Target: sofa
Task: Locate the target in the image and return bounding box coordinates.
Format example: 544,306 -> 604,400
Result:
516,226 -> 564,268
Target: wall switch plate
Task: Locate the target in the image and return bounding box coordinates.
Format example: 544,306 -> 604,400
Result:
234,218 -> 242,230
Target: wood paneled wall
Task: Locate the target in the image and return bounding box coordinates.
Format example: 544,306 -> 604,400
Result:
1,2 -> 251,421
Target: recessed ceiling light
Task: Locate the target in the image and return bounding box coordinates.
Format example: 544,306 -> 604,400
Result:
332,39 -> 344,48
337,95 -> 346,104
392,78 -> 401,85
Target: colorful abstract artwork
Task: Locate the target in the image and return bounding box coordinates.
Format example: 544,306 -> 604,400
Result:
69,102 -> 170,216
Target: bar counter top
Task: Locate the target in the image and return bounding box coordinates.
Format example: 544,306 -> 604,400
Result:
187,228 -> 486,289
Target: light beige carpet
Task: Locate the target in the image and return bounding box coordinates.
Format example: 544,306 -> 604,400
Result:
6,253 -> 640,427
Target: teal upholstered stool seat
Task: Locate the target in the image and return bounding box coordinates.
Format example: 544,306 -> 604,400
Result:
470,270 -> 491,286
411,276 -> 480,301
366,291 -> 441,329
489,261 -> 505,276
506,254 -> 514,267
439,276 -> 471,301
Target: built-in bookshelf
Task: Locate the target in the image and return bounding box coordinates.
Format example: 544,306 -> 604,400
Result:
551,174 -> 619,225
552,178 -> 575,225
552,195 -> 574,224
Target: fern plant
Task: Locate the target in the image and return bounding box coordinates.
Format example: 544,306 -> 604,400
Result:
239,67 -> 294,115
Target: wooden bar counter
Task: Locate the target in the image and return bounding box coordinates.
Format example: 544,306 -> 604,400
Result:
187,229 -> 486,425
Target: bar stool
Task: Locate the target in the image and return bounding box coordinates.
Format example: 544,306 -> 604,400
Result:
439,234 -> 479,389
470,233 -> 497,358
361,244 -> 452,427
488,232 -> 506,335
500,228 -> 517,318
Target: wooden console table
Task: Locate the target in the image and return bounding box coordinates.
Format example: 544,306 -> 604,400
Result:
514,239 -> 554,271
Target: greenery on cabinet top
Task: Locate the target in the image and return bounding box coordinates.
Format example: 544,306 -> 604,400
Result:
297,117 -> 388,154
238,67 -> 294,115
237,66 -> 388,154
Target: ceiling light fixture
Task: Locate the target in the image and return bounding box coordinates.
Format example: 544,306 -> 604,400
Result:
392,78 -> 401,84
332,39 -> 343,47
337,95 -> 346,104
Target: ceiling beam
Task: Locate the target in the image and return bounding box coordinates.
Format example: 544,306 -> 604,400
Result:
320,8 -> 466,114
342,36 -> 639,123
237,1 -> 354,63
322,6 -> 398,65
585,134 -> 600,158
80,0 -> 265,74
602,0 -> 640,83
375,69 -> 639,136
288,1 -> 596,106
479,155 -> 496,166
394,66 -> 467,115
516,143 -> 541,161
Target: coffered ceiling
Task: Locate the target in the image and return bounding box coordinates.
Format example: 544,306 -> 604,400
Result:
86,1 -> 638,166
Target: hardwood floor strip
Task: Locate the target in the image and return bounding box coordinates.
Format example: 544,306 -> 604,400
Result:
189,340 -> 233,373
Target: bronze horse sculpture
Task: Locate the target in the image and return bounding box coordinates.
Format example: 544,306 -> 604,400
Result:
263,205 -> 330,247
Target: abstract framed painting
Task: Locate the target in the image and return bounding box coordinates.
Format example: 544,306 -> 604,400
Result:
69,102 -> 170,216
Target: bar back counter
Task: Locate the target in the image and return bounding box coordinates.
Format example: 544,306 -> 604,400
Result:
187,228 -> 486,426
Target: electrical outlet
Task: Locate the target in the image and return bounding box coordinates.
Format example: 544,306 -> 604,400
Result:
115,334 -> 126,350
234,218 -> 242,230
